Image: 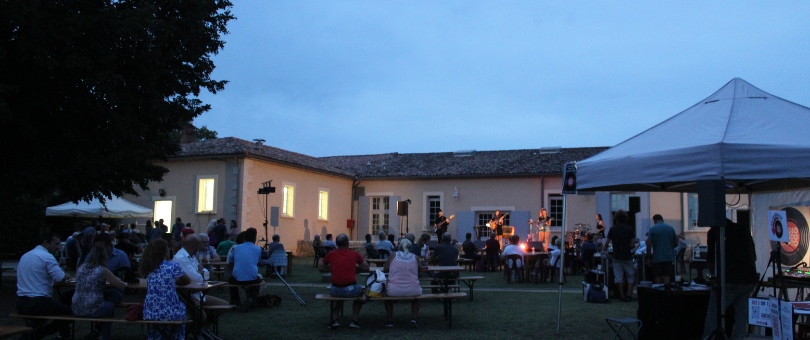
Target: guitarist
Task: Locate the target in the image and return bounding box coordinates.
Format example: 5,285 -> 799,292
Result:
532,208 -> 554,243
489,210 -> 508,243
433,209 -> 451,237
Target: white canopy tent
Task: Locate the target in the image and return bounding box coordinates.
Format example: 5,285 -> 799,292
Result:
46,197 -> 153,218
573,78 -> 810,337
577,78 -> 810,193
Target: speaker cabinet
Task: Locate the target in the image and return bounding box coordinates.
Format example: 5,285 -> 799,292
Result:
697,180 -> 726,227
396,201 -> 409,216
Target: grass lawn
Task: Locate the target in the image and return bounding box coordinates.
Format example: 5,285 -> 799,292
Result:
0,256 -> 639,339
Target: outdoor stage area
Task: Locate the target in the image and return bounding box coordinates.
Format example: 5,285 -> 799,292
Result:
0,256 -> 639,340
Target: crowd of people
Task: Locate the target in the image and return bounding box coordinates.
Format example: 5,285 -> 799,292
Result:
14,217 -> 270,340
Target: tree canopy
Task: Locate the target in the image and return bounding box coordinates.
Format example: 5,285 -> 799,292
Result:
0,0 -> 234,203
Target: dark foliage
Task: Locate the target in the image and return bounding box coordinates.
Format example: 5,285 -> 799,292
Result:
0,0 -> 234,203
0,0 -> 233,251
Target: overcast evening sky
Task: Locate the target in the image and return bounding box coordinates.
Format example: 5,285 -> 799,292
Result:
194,1 -> 810,157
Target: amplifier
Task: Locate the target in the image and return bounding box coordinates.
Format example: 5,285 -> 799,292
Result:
502,226 -> 514,236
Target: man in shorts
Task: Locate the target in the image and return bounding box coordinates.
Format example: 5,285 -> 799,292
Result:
605,209 -> 635,302
319,233 -> 369,329
647,214 -> 678,284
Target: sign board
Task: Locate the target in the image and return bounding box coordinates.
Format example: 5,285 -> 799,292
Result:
748,298 -> 771,327
768,210 -> 789,242
562,162 -> 577,195
770,297 -> 781,339
779,299 -> 794,340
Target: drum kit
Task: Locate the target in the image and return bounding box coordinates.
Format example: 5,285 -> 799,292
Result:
570,223 -> 591,247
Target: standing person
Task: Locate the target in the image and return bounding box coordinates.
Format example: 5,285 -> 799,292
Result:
72,245 -> 127,340
206,219 -> 217,236
595,214 -> 606,238
212,218 -> 228,248
647,214 -> 678,284
383,239 -> 422,328
140,239 -> 191,340
604,209 -> 635,302
489,210 -> 507,243
149,221 -> 164,243
16,231 -> 73,339
227,228 -> 263,310
65,231 -> 81,270
702,219 -> 758,340
171,218 -> 184,244
433,209 -> 449,237
145,220 -> 154,242
229,220 -> 239,241
318,233 -> 369,329
78,226 -> 98,267
323,234 -> 337,250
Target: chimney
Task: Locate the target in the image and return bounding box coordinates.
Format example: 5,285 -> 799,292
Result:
253,139 -> 265,149
180,124 -> 196,144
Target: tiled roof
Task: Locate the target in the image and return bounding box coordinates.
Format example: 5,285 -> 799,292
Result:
172,137 -> 355,177
320,147 -> 609,179
173,138 -> 608,179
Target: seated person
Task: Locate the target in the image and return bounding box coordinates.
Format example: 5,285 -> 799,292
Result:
544,238 -> 563,281
72,245 -> 127,340
93,233 -> 131,305
461,233 -> 481,261
227,228 -> 263,310
323,234 -> 337,250
318,233 -> 369,329
266,234 -> 287,274
501,235 -> 525,269
140,239 -> 192,340
485,232 -> 501,271
16,231 -> 73,339
363,234 -> 378,259
196,233 -> 222,265
376,232 -> 395,259
172,235 -> 229,336
383,239 -> 421,328
581,233 -> 598,270
114,231 -> 143,273
431,233 -> 460,283
216,233 -> 235,258
387,234 -> 398,251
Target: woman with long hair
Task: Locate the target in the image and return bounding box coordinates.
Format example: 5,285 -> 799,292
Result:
72,245 -> 127,340
596,214 -> 606,237
383,239 -> 422,327
229,220 -> 239,240
206,219 -> 217,236
140,239 -> 191,340
145,220 -> 154,242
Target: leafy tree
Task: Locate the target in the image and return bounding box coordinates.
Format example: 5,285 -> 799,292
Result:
196,125 -> 219,141
0,0 -> 234,205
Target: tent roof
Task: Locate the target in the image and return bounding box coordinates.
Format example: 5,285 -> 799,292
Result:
46,197 -> 153,218
577,78 -> 810,192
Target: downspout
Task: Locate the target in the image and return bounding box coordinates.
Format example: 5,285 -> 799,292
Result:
540,174 -> 545,209
351,176 -> 361,240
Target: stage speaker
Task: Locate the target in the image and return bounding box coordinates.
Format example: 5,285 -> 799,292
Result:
397,201 -> 408,216
629,196 -> 640,214
697,180 -> 726,227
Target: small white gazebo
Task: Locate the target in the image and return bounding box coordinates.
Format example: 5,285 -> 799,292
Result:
46,197 -> 153,218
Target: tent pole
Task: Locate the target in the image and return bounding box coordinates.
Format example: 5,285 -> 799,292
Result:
556,194 -> 566,335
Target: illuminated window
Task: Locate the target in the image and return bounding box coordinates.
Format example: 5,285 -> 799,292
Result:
318,190 -> 329,220
282,184 -> 295,217
154,200 -> 173,228
197,178 -> 216,213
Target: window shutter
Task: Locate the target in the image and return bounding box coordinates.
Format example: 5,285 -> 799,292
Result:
388,196 -> 401,236
358,196 -> 370,239
455,211 -> 475,241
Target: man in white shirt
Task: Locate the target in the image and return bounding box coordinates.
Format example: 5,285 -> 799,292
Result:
16,231 -> 73,339
172,235 -> 228,339
501,235 -> 525,279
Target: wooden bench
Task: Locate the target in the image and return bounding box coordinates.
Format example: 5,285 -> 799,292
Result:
420,276 -> 484,301
314,292 -> 467,328
202,305 -> 236,335
9,314 -> 192,340
0,325 -> 32,340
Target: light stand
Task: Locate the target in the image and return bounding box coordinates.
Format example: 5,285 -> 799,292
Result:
257,180 -> 275,249
703,225 -> 728,340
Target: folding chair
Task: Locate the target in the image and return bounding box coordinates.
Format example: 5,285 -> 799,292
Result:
605,317 -> 642,340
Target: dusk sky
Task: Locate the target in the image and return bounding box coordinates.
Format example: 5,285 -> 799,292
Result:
195,1 -> 810,157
